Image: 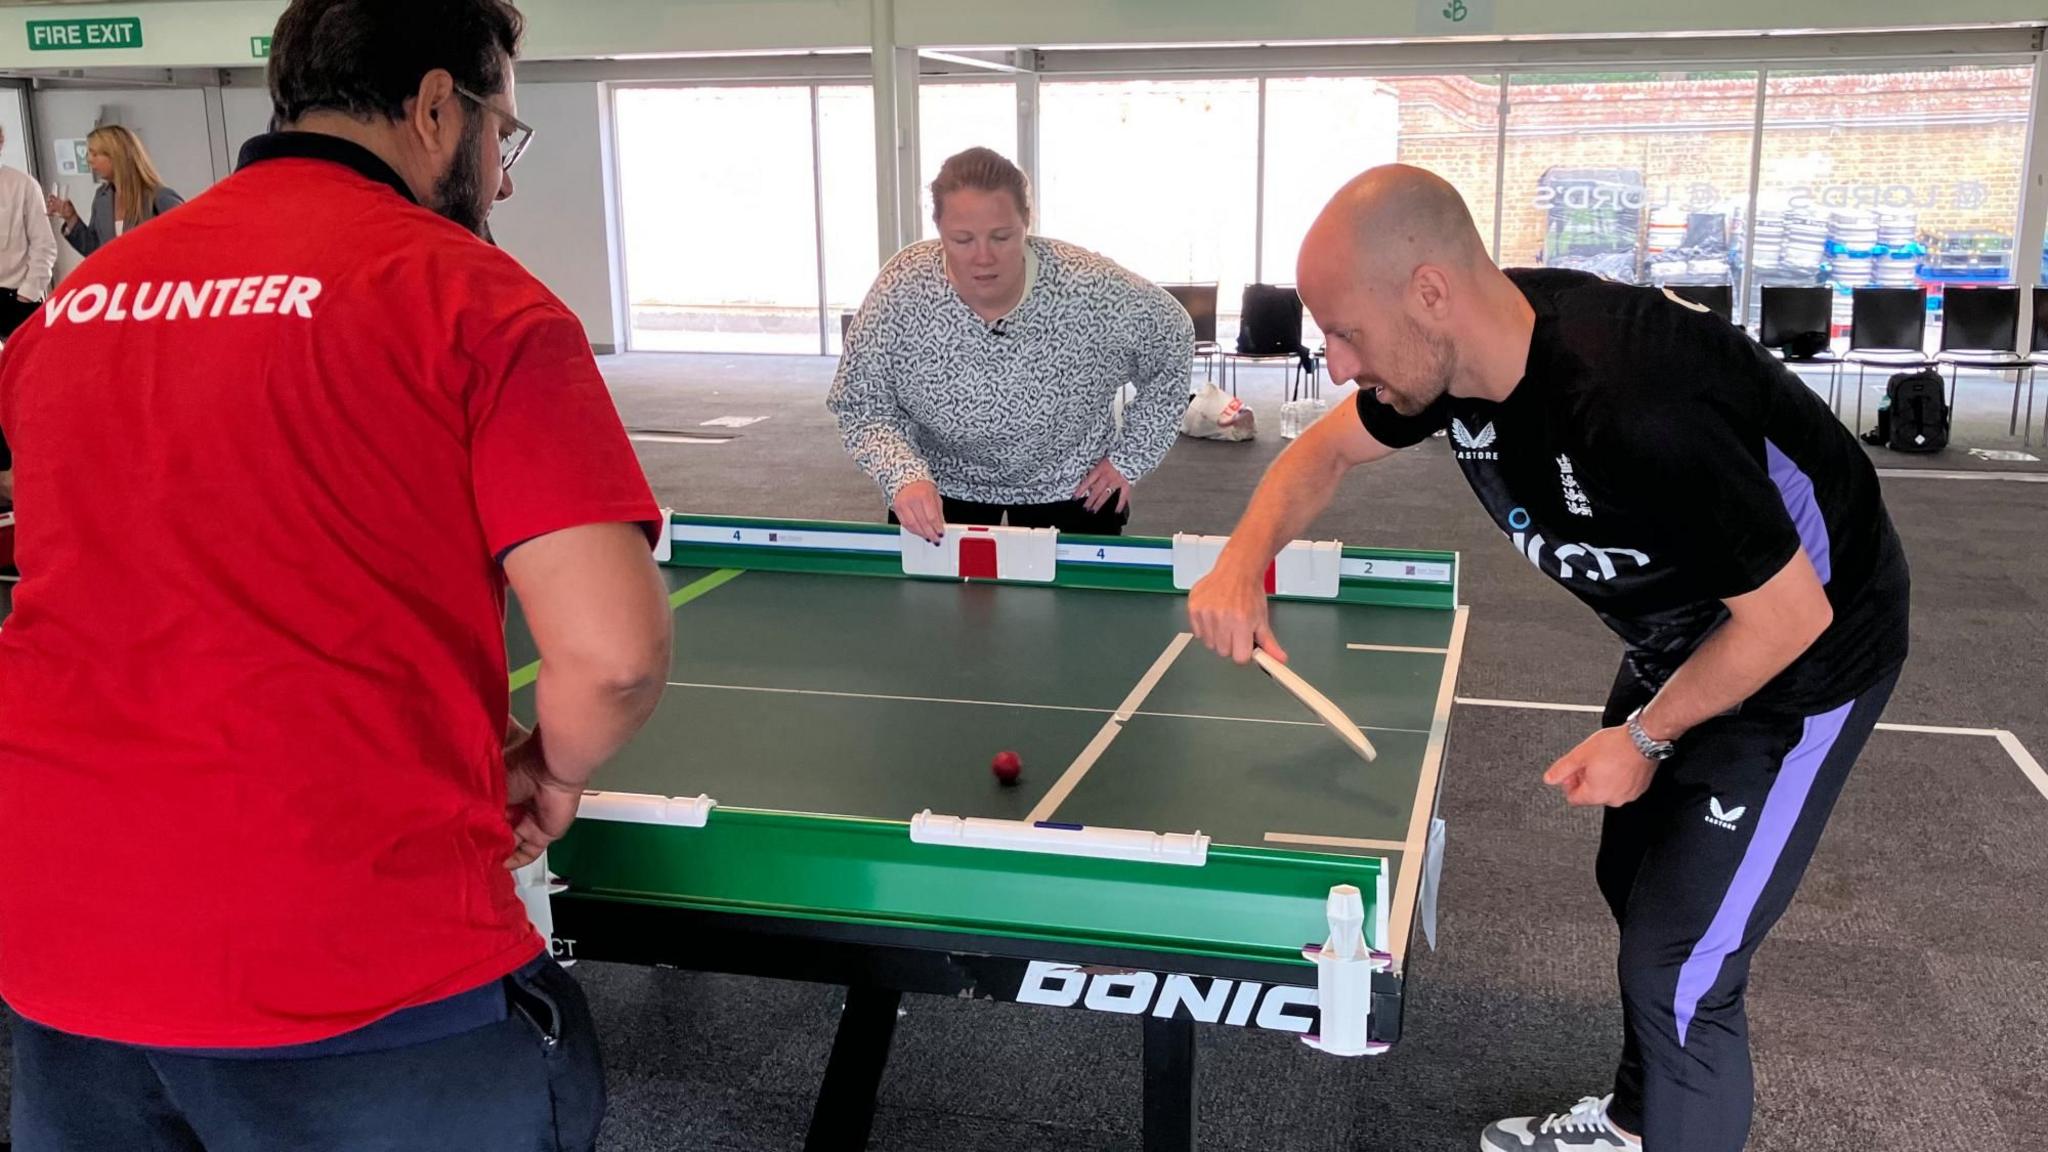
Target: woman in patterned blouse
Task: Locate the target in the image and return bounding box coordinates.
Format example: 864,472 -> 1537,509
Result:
829,147 -> 1194,540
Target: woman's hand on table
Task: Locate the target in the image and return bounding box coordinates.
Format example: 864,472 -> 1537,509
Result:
892,480 -> 946,544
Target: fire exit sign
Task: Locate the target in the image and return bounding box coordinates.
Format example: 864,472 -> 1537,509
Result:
27,18 -> 145,51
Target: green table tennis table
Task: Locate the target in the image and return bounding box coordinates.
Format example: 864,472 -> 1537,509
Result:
510,514 -> 1467,1152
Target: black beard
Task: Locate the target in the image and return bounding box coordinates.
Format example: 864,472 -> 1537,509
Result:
431,118 -> 489,238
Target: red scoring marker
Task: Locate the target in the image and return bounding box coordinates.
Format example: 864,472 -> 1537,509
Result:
991,750 -> 1022,786
959,532 -> 999,580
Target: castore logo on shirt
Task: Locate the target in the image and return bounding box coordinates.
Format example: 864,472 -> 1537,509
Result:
1450,418 -> 1499,461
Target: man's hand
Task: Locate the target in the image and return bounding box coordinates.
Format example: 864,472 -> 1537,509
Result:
1543,726 -> 1658,808
503,725 -> 585,869
1072,458 -> 1132,515
891,480 -> 946,544
1187,563 -> 1288,665
0,469 -> 13,505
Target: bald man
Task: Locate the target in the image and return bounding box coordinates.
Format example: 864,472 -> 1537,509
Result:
1189,165 -> 1910,1152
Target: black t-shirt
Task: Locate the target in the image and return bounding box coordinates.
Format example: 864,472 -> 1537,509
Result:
1358,268 -> 1909,714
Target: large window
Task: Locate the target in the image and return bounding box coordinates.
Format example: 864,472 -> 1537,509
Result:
1265,75 -> 1502,341
818,86 -> 879,354
1263,77 -> 1401,294
618,85 -> 882,355
617,87 -> 819,353
1756,65 -> 2034,346
1040,80 -> 1259,345
920,82 -> 1018,237
1503,72 -> 1759,309
610,58 -> 2044,369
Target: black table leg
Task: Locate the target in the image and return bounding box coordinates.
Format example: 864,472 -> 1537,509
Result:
1142,1014 -> 1198,1152
803,985 -> 903,1152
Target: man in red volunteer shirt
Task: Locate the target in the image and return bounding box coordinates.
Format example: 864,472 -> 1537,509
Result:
0,2 -> 674,1148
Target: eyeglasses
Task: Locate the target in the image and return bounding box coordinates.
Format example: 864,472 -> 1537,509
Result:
453,84 -> 534,173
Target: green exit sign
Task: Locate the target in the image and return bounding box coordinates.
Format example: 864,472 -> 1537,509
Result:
251,35 -> 272,59
27,18 -> 145,52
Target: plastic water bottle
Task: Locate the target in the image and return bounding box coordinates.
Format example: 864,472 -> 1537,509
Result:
1280,400 -> 1302,440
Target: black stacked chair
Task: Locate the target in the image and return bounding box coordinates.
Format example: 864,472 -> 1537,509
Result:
1934,286 -> 2031,442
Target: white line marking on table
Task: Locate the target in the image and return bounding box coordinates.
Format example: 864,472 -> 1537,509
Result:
666,681 -> 1101,716
1028,633 -> 1192,824
1389,605 -> 1469,973
1347,643 -> 1451,655
663,680 -> 1427,734
1265,832 -> 1408,854
1452,697 -> 2048,804
1141,708 -> 1428,735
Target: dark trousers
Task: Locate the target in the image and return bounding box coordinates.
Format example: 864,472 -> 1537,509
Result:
1597,663 -> 1900,1151
8,959 -> 604,1152
0,291 -> 36,340
890,495 -> 1130,536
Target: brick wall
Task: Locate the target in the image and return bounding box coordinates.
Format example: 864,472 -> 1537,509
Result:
1385,69 -> 2033,266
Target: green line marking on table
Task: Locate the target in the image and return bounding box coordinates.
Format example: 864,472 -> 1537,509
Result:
507,567 -> 744,691
669,567 -> 745,610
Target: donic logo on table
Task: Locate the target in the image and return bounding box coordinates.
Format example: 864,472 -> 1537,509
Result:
1016,961 -> 1319,1033
1450,419 -> 1498,461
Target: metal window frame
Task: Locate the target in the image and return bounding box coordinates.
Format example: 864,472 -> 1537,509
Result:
1737,71 -> 1769,328
2016,51 -> 2048,310
1015,49 -> 1041,205
812,84 -> 831,356
1254,76 -> 1267,281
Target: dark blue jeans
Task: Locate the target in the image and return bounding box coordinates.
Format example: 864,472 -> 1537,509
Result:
8,957 -> 604,1152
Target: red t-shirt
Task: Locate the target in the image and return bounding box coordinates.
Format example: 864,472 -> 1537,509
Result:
0,136 -> 659,1047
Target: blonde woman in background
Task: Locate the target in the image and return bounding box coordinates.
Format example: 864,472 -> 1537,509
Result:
46,124 -> 186,257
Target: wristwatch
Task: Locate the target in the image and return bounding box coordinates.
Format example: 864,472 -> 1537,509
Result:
1625,707 -> 1676,762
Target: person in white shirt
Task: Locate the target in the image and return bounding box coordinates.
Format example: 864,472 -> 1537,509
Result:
0,125 -> 59,341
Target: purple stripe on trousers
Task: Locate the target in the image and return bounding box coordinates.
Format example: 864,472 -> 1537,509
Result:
1672,697 -> 1856,1046
1766,441 -> 1832,585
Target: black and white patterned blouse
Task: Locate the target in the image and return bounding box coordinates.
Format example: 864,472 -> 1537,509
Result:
828,236 -> 1194,505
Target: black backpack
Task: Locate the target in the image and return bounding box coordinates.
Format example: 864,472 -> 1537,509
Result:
1863,369 -> 1948,453
1236,284 -> 1303,356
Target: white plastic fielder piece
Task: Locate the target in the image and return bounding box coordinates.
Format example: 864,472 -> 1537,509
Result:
1300,884 -> 1394,1057
1170,533 -> 1229,590
1272,539 -> 1343,598
909,810 -> 1209,866
652,507 -> 676,563
576,791 -> 716,828
900,525 -> 1058,582
1173,534 -> 1344,597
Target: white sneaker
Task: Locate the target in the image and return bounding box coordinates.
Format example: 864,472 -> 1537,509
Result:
1479,1094 -> 1642,1151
